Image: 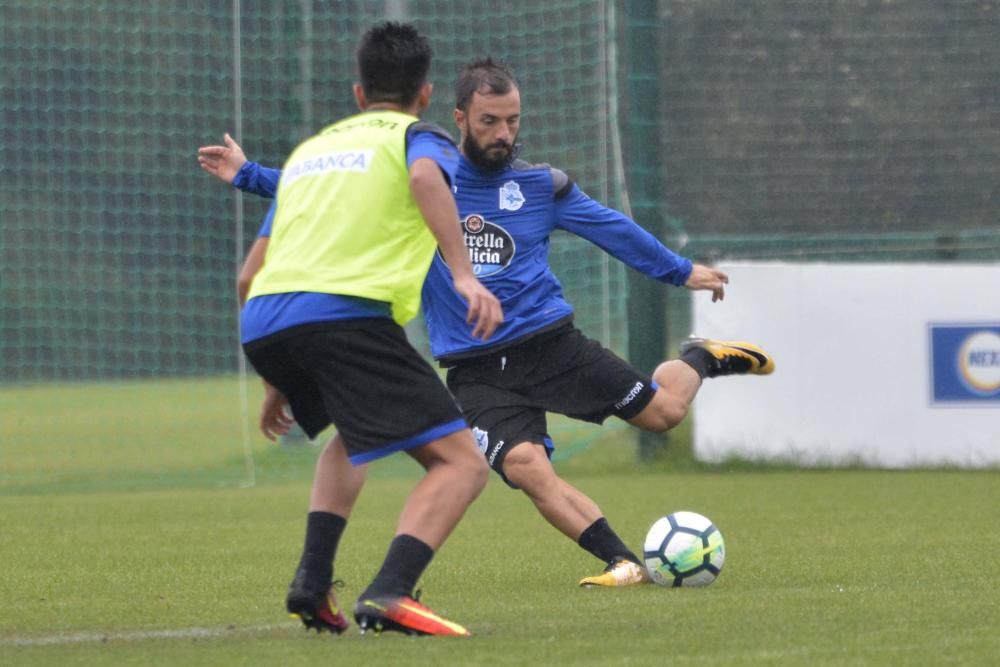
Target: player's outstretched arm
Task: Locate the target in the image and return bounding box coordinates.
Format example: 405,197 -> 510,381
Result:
197,132 -> 247,184
409,157 -> 503,340
684,264 -> 729,303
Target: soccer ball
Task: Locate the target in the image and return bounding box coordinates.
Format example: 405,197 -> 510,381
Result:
643,511 -> 725,587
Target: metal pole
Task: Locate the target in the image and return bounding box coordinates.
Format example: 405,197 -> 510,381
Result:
232,0 -> 257,485
622,2 -> 668,460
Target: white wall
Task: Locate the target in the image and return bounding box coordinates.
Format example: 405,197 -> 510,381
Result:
691,262 -> 1000,468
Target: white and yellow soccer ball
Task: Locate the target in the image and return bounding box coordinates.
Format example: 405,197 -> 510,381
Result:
643,511 -> 725,587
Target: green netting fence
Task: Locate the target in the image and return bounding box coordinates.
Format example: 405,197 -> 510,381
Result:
1,0 -> 996,491
1,1 -> 630,491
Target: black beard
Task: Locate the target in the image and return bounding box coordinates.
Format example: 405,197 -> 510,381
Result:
462,132 -> 515,172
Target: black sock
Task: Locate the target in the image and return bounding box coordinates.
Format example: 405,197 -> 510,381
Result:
680,346 -> 715,379
296,511 -> 347,587
577,518 -> 641,566
361,534 -> 434,600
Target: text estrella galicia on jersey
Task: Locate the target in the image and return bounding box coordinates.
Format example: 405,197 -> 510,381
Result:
499,180 -> 525,211
438,214 -> 516,277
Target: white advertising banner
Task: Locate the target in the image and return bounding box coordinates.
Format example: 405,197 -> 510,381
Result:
691,262 -> 1000,467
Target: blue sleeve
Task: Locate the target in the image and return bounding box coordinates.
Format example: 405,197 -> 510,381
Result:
554,185 -> 693,286
257,202 -> 275,237
232,131 -> 456,196
405,128 -> 460,187
232,161 -> 281,199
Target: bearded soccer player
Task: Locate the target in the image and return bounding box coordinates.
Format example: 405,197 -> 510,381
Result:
199,58 -> 772,591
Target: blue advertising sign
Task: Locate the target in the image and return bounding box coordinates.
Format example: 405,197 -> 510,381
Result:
929,324 -> 1000,406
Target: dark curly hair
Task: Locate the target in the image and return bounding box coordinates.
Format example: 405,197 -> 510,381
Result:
454,57 -> 519,111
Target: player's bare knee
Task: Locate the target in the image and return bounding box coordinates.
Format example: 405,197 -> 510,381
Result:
504,465 -> 550,498
453,434 -> 489,490
439,443 -> 488,502
502,444 -> 555,494
467,450 -> 489,491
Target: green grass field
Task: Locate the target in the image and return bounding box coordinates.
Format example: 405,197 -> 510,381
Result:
2,379 -> 999,665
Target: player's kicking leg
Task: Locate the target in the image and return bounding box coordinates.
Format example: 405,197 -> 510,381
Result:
500,441 -> 650,588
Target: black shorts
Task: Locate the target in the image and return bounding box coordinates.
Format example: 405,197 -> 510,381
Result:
244,320 -> 466,464
445,324 -> 655,485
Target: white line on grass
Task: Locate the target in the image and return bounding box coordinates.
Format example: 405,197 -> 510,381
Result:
2,623 -> 290,647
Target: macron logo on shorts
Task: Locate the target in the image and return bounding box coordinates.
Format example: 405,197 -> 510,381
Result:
283,150 -> 374,185
614,381 -> 645,411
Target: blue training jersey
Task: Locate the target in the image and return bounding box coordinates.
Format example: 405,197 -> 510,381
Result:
422,157 -> 692,360
237,153 -> 692,358
238,122 -> 459,343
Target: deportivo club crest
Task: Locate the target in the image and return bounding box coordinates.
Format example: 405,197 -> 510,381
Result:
472,427 -> 489,455
499,180 -> 525,211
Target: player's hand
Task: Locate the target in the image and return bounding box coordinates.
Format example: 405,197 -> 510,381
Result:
259,381 -> 294,441
197,132 -> 247,184
684,263 -> 728,302
453,274 -> 504,340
